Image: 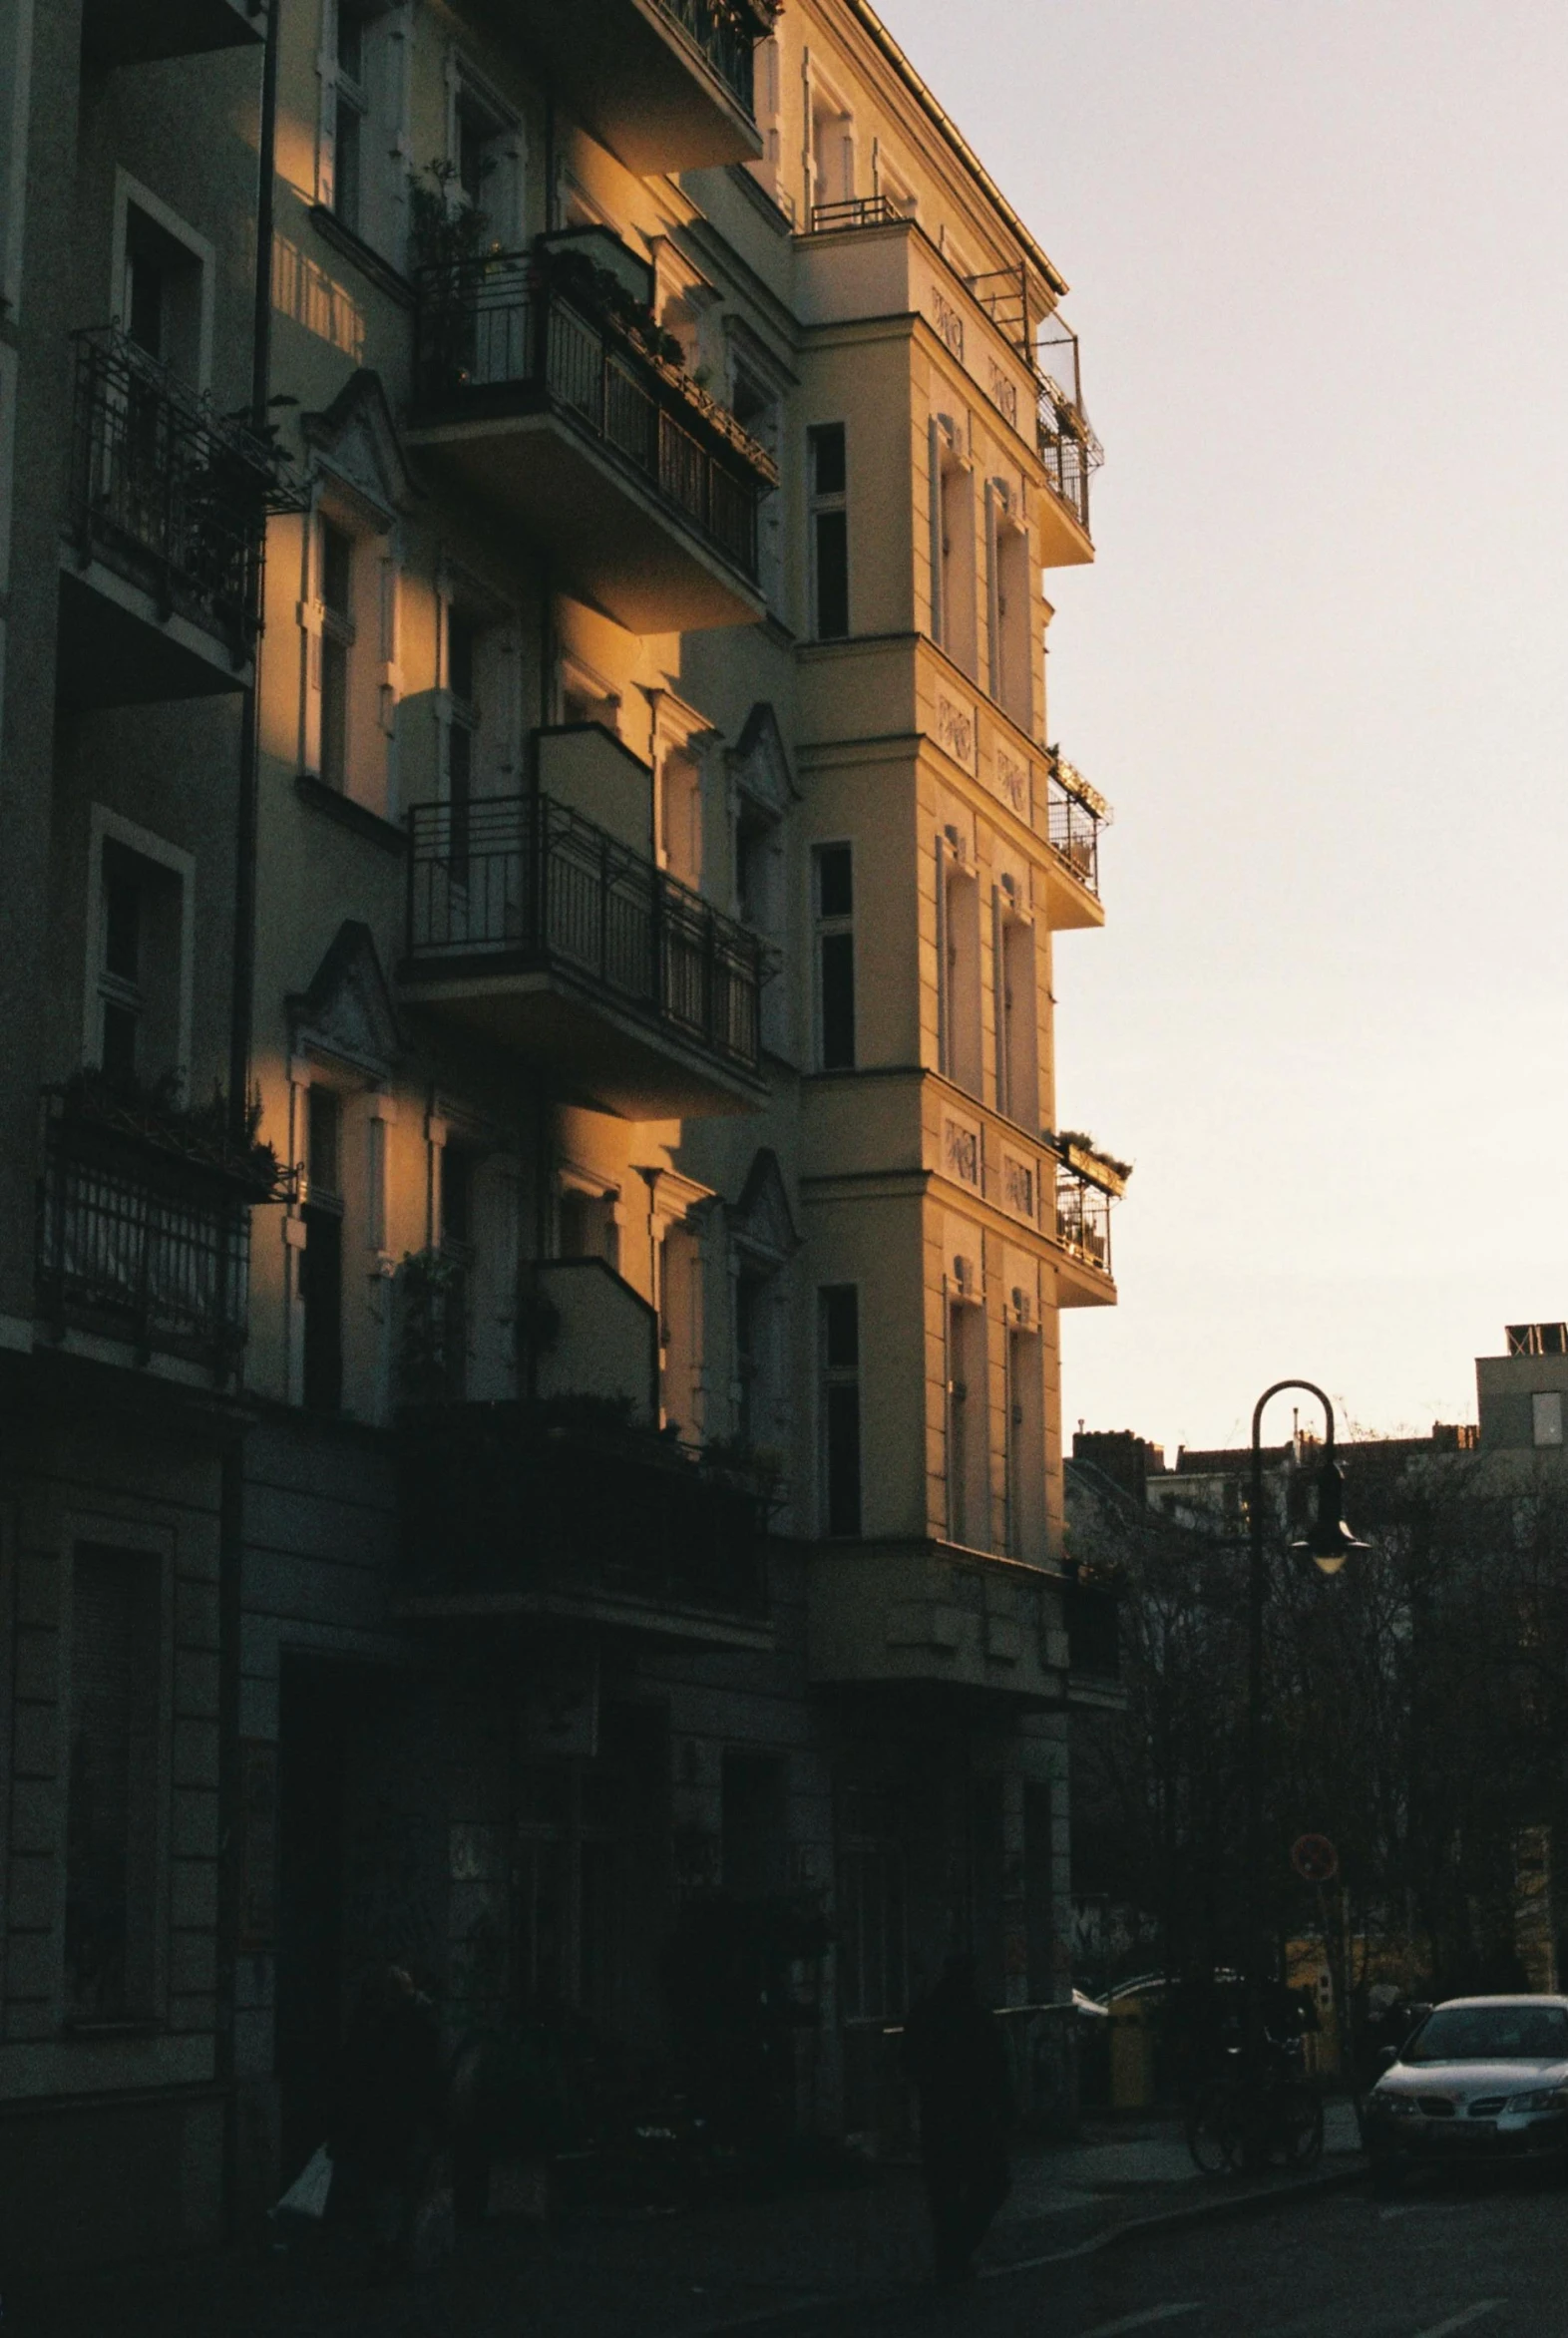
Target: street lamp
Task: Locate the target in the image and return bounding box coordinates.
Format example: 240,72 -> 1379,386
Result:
1245,1380 -> 1369,2069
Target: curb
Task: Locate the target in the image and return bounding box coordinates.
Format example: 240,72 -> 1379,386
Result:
980,2157 -> 1365,2278
689,2158 -> 1366,2337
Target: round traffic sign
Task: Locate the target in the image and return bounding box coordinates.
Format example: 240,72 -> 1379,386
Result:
1291,1833 -> 1339,1883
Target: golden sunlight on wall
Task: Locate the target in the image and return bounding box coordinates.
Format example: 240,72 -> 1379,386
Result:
271,235 -> 365,363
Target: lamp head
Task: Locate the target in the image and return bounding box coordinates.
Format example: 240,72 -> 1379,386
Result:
1291,1457 -> 1371,1577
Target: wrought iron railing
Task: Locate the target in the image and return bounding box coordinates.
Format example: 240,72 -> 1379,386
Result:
1044,752 -> 1106,899
67,326 -> 279,655
806,195 -> 905,234
36,1104 -> 255,1365
406,790 -> 765,1078
413,261 -> 772,584
651,0 -> 762,114
399,1399 -> 767,1618
1055,1170 -> 1113,1278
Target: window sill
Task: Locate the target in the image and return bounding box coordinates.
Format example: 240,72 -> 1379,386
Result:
307,206 -> 415,310
295,773 -> 407,855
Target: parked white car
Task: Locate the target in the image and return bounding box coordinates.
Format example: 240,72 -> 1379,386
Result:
1364,1995 -> 1568,2190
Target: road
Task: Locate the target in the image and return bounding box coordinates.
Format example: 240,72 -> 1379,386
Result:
778,2166 -> 1568,2338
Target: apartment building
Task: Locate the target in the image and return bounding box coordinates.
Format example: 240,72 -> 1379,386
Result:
0,0 -> 1124,2266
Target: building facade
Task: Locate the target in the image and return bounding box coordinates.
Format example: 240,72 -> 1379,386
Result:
0,0 -> 1123,2265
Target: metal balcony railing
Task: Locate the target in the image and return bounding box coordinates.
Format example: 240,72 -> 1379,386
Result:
651,0 -> 762,115
36,1103 -> 255,1365
1055,1170 -> 1113,1279
1044,752 -> 1107,899
412,260 -> 773,584
67,326 -> 279,654
806,194 -> 906,234
1036,319 -> 1103,537
406,790 -> 766,1077
399,1399 -> 767,1619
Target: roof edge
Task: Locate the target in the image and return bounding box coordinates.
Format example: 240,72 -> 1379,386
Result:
844,0 -> 1070,300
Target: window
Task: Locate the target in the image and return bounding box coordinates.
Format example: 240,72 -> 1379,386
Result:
65,1546 -> 161,2022
987,488 -> 1031,727
332,2 -> 368,235
660,1221 -> 702,1440
116,187 -> 209,387
451,67 -> 521,241
930,424 -> 977,674
820,1284 -> 861,1537
809,424 -> 849,641
302,1086 -> 344,1411
946,1287 -> 991,1549
732,363 -> 783,610
318,517 -> 354,793
1532,1391 -> 1563,1448
659,747 -> 702,889
939,845 -> 981,1097
996,903 -> 1038,1127
838,1786 -> 907,2024
1006,1323 -> 1045,1559
809,86 -> 855,216
721,1753 -> 788,1898
94,837 -> 186,1085
445,603 -> 477,865
813,843 -> 856,1070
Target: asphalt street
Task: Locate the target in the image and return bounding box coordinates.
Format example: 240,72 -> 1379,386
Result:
778,2167 -> 1568,2338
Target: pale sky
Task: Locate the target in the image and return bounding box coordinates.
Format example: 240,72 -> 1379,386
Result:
879,0 -> 1568,1454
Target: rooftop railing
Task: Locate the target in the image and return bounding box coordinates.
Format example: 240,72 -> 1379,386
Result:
67,326 -> 281,655
406,790 -> 766,1078
412,257 -> 775,584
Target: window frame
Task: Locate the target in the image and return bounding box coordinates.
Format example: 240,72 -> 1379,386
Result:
819,1282 -> 863,1538
110,171 -> 214,392
82,808 -> 196,1087
812,841 -> 856,1071
808,422 -> 849,641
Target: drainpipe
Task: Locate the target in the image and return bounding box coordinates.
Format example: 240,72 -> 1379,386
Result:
218,0 -> 281,2242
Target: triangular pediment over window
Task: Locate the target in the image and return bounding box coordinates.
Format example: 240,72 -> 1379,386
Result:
288,920 -> 403,1080
728,1147 -> 799,1263
729,702 -> 795,813
302,369 -> 415,526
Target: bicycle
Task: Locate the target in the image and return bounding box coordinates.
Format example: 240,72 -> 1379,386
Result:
1184,2046 -> 1325,2175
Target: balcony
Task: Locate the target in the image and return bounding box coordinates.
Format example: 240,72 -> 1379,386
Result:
795,204 -> 1099,566
401,789 -> 768,1118
472,0 -> 771,174
408,254 -> 776,630
34,1084 -> 289,1373
1043,750 -> 1109,921
81,0 -> 264,73
395,1399 -> 769,1645
1054,1143 -> 1127,1306
809,1543 -> 1065,1699
60,328 -> 281,705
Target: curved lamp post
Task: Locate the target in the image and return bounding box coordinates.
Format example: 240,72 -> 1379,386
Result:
1245,1380 -> 1370,2059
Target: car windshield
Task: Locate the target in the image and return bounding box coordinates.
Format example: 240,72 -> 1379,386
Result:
1405,2005 -> 1568,2064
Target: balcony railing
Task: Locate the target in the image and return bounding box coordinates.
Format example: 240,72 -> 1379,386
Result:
1036,319 -> 1103,537
652,0 -> 767,115
67,327 -> 281,656
412,259 -> 775,584
806,195 -> 906,234
399,1399 -> 767,1620
1044,752 -> 1109,900
406,790 -> 765,1077
36,1097 -> 263,1366
1055,1170 -> 1114,1279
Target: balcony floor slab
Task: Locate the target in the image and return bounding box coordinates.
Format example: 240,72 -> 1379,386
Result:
406,409 -> 762,633
398,960 -> 766,1119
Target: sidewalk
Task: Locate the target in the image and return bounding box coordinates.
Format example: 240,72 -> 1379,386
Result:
5,2106 -> 1364,2338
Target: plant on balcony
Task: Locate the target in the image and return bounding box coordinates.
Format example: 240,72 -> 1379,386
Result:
700,1435 -> 787,1507
1052,1130 -> 1133,1193
53,1065 -> 291,1198
395,1245 -> 468,1404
